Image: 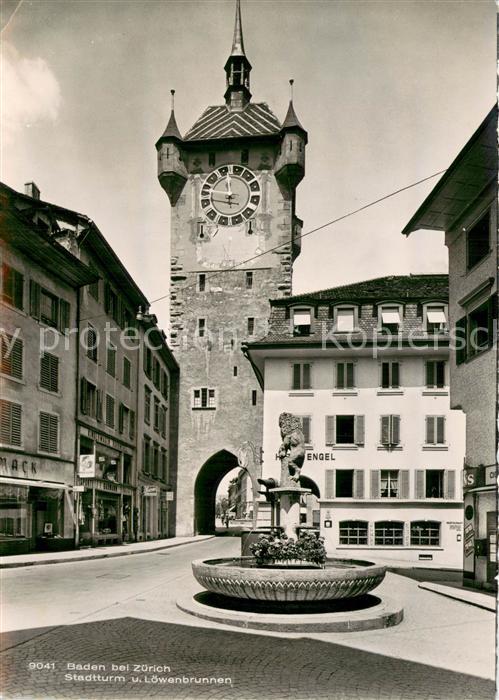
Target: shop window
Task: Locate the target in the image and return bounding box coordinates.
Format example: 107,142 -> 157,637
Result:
0,399 -> 22,446
411,521 -> 440,546
106,344 -> 116,377
123,357 -> 131,388
40,352 -> 59,393
334,307 -> 356,332
1,263 -> 24,310
97,496 -> 118,534
292,363 -> 311,390
1,333 -> 23,380
335,470 -> 354,497
467,210 -> 490,270
380,415 -> 401,446
246,271 -> 253,289
380,470 -> 398,498
192,387 -> 216,409
374,521 -> 404,546
339,520 -> 368,545
292,308 -> 311,336
381,361 -> 399,389
105,394 -> 115,429
39,412 -> 59,454
425,360 -> 445,388
336,361 -> 355,389
425,416 -> 445,445
0,485 -> 30,539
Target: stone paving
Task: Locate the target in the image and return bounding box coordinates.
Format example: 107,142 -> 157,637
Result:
1,615 -> 495,700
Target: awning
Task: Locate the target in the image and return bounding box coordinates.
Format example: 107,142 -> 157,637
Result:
0,477 -> 70,490
381,310 -> 401,324
427,309 -> 446,324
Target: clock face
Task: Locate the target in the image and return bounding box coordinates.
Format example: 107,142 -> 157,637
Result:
200,165 -> 261,226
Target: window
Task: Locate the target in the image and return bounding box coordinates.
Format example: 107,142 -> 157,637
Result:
161,405 -> 167,437
123,357 -> 131,388
247,317 -> 255,335
193,387 -> 216,409
144,387 -> 151,424
241,149 -> 249,164
105,394 -> 115,429
339,520 -> 368,545
380,415 -> 401,446
335,469 -> 354,497
29,282 -> 70,333
153,358 -> 161,389
411,521 -> 440,546
1,263 -> 24,310
425,416 -> 445,445
129,410 -> 135,440
456,296 -> 495,364
152,442 -> 160,477
381,361 -> 399,389
425,305 -> 447,333
251,390 -> 257,406
40,352 -> 59,393
144,346 -> 152,377
143,436 -> 151,473
336,361 -> 355,389
468,300 -> 492,354
161,370 -> 169,400
292,309 -> 311,336
106,344 -> 116,377
197,318 -> 206,338
88,263 -> 99,301
334,307 -> 355,332
154,397 -> 160,432
292,363 -> 311,390
233,366 -> 238,377
80,378 -> 101,419
245,271 -> 253,289
467,210 -> 490,270
425,360 -> 445,388
40,289 -> 58,328
197,273 -> 206,292
325,415 -> 364,446
104,284 -> 119,324
208,152 -> 216,167
118,404 -> 130,435
379,305 -> 401,333
380,470 -> 398,498
1,333 -> 23,380
374,521 -> 404,546
39,412 -> 58,453
86,325 -> 98,362
161,448 -> 168,482
297,416 -> 311,444
0,400 -> 22,446
425,470 -> 444,498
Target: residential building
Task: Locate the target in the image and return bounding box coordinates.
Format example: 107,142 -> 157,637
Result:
227,468 -> 254,521
403,107 -> 497,588
244,275 -> 466,567
0,182 -> 97,554
156,0 -> 307,535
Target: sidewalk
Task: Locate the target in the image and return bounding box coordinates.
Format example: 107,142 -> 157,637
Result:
0,535 -> 215,569
418,581 -> 496,612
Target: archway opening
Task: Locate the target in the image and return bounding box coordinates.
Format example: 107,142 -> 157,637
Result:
194,450 -> 240,535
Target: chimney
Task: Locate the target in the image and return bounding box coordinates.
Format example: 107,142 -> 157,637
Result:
24,182 -> 40,200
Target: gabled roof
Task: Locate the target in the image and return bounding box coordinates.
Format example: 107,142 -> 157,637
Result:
403,106 -> 497,235
272,274 -> 449,305
184,102 -> 281,141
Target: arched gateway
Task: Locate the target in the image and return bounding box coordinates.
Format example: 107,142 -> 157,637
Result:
194,447 -> 260,534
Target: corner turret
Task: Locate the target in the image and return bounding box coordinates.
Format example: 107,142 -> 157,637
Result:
275,81 -> 308,192
155,90 -> 188,206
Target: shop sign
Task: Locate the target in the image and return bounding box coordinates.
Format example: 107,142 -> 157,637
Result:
464,523 -> 474,558
80,427 -> 130,452
462,467 -> 477,490
0,455 -> 37,477
79,454 -> 96,478
166,491 -> 174,501
143,486 -> 158,496
0,451 -> 72,484
73,485 -> 85,492
485,465 -> 497,487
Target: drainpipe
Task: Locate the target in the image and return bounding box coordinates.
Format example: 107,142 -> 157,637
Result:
74,286 -> 81,549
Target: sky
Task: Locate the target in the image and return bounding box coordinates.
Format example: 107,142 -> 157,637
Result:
1,0 -> 496,338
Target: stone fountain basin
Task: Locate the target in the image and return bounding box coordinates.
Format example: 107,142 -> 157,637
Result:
192,557 -> 386,602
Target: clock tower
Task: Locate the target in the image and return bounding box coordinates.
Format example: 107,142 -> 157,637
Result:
156,0 -> 307,535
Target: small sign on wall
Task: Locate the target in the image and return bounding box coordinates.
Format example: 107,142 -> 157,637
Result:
324,520 -> 332,528
78,454 -> 96,478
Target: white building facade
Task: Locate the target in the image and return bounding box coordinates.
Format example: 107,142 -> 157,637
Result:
245,274 -> 466,568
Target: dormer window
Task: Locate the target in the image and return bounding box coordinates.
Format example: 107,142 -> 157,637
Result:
334,306 -> 356,333
292,308 -> 311,336
379,305 -> 402,333
425,304 -> 447,333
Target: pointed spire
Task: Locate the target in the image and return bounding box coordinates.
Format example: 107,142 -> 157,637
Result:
281,79 -> 307,137
230,0 -> 246,57
160,89 -> 182,140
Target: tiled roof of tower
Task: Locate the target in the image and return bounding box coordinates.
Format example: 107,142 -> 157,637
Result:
272,274 -> 449,304
184,103 -> 281,141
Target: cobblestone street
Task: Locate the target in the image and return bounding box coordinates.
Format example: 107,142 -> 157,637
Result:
1,537 -> 495,700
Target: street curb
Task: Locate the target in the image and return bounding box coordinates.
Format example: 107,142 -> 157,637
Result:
418,582 -> 496,612
0,536 -> 216,569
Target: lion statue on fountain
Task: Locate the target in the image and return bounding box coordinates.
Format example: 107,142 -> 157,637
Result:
278,412 -> 306,488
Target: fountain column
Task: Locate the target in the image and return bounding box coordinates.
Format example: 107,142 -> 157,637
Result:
269,486 -> 311,539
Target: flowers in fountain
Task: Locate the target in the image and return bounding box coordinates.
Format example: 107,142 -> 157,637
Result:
250,532 -> 327,567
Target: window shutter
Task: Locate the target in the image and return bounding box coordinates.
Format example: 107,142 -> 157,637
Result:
436,361 -> 445,388
336,363 -> 344,389
392,362 -> 400,388
425,361 -> 434,387
370,470 -> 380,498
129,410 -> 135,439
40,353 -> 58,392
455,316 -> 467,364
302,363 -> 311,389
436,416 -> 445,444
426,417 -> 435,444
96,390 -> 103,422
354,415 -> 365,445
380,416 -> 390,445
346,362 -> 354,388
118,404 -> 124,433
104,283 -> 111,314
399,470 -> 410,499
391,415 -> 400,445
292,363 -> 300,390
13,270 -> 24,310
415,470 -> 425,499
39,413 -> 58,453
325,415 -> 335,445
80,378 -> 88,414
354,470 -> 364,498
301,417 -> 311,443
58,299 -> 70,334
445,470 -> 456,499
29,280 -> 41,319
324,469 -> 335,499
1,335 -> 23,380
381,362 -> 390,388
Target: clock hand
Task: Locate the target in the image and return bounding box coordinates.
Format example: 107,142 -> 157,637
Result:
226,172 -> 232,197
